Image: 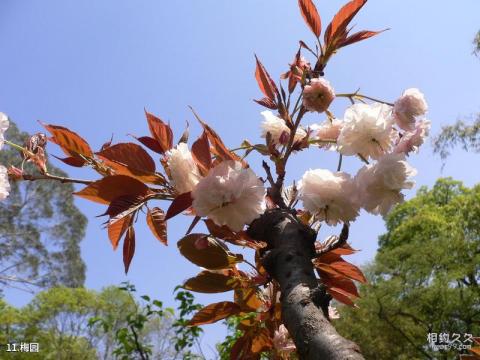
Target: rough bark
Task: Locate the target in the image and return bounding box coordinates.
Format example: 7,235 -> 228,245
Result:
248,209 -> 364,360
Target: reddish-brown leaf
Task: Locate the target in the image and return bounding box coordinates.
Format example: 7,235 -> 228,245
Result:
251,327 -> 273,354
191,131 -> 212,175
41,122 -> 93,159
52,155 -> 86,167
327,287 -> 356,307
253,97 -> 278,110
123,226 -> 135,274
298,0 -> 322,37
145,110 -> 173,153
339,29 -> 387,48
165,192 -> 193,220
189,301 -> 241,326
183,270 -> 239,293
178,234 -> 241,270
329,260 -> 367,283
108,214 -> 133,250
190,108 -> 243,164
204,219 -> 266,250
133,135 -> 164,154
325,0 -> 367,45
74,175 -> 150,205
234,287 -> 264,312
230,333 -> 252,360
101,194 -> 146,218
97,142 -> 156,173
254,55 -> 279,101
322,273 -> 360,299
146,207 -> 167,245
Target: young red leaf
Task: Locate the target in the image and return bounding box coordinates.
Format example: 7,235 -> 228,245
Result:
123,226 -> 135,274
325,0 -> 367,45
132,135 -> 164,154
144,110 -> 174,153
178,234 -> 242,270
52,155 -> 86,167
327,287 -> 356,307
183,270 -> 239,294
188,301 -> 241,326
74,175 -> 150,205
41,122 -> 93,159
96,142 -> 156,173
146,207 -> 167,245
108,214 -> 133,250
338,29 -> 387,48
328,260 -> 367,283
101,194 -> 146,218
189,107 -> 243,164
322,273 -> 360,299
254,55 -> 279,101
298,0 -> 322,38
191,131 -> 212,175
253,97 -> 278,110
165,192 -> 193,220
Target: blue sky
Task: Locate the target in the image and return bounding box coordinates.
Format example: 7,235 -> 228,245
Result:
1,0 -> 479,356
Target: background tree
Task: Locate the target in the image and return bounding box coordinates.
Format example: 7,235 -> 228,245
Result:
0,122 -> 87,292
433,30 -> 480,160
0,285 -> 204,359
335,178 -> 480,359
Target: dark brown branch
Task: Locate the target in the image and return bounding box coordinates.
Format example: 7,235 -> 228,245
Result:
248,209 -> 363,360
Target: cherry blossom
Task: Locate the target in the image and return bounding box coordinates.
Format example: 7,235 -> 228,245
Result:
165,142 -> 201,194
303,77 -> 335,113
298,169 -> 359,225
393,88 -> 428,131
0,112 -> 9,150
192,161 -> 265,231
355,153 -> 417,216
261,111 -> 306,146
0,165 -> 10,201
337,103 -> 396,160
394,119 -> 431,155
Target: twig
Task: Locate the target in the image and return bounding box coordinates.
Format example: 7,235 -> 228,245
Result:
21,173 -> 93,185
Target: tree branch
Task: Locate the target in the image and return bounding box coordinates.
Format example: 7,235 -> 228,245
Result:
248,209 -> 363,360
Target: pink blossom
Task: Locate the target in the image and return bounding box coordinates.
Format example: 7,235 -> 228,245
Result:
192,161 -> 265,231
166,143 -> 201,194
273,325 -> 296,355
328,306 -> 340,319
310,119 -> 343,150
0,165 -> 10,201
303,78 -> 335,113
355,153 -> 417,216
337,103 -> 396,160
261,111 -> 306,146
298,169 -> 359,225
393,88 -> 428,131
0,112 -> 9,150
394,119 -> 431,155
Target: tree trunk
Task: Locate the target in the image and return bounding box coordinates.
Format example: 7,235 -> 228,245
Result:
248,209 -> 364,360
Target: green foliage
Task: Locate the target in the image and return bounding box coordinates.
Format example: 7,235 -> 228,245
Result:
0,122 -> 87,291
433,115 -> 480,160
0,285 -> 205,359
335,178 -> 480,359
88,283 -> 204,360
215,315 -> 245,360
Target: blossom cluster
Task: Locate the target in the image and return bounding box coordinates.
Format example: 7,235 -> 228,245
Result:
294,84 -> 430,224
0,113 -> 11,201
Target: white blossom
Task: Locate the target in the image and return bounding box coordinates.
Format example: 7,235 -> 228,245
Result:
0,165 -> 11,201
0,112 -> 10,150
337,103 -> 396,160
310,119 -> 343,150
355,153 -> 417,216
273,325 -> 296,355
166,142 -> 201,194
261,111 -> 306,147
303,77 -> 335,113
328,306 -> 340,319
192,161 -> 265,231
393,88 -> 428,131
298,169 -> 359,225
394,119 -> 431,155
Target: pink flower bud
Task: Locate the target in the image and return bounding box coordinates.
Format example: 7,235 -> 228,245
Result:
303,78 -> 335,113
